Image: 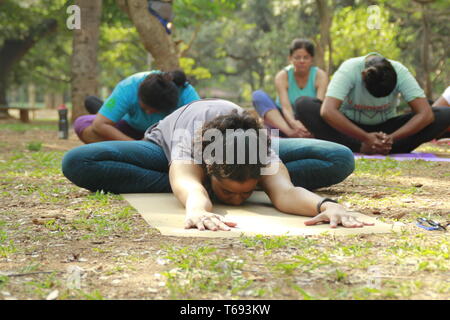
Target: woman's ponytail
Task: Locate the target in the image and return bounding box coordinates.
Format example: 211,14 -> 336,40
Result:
168,70 -> 187,87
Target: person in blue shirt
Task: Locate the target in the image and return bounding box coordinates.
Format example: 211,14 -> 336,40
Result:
74,70 -> 200,144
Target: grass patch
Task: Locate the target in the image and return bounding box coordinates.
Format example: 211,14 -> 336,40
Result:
162,245 -> 253,299
0,151 -> 63,178
26,141 -> 43,152
0,122 -> 57,132
71,206 -> 135,239
354,158 -> 439,178
0,220 -> 16,257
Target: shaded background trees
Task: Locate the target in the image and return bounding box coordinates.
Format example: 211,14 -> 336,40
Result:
0,0 -> 448,121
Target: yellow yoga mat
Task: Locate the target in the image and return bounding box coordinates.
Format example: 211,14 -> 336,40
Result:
123,192 -> 396,238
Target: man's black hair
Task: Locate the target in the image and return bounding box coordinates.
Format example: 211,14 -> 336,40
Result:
362,57 -> 397,98
169,69 -> 187,88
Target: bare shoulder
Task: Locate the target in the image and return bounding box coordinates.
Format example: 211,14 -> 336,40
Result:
315,68 -> 328,87
315,68 -> 328,80
275,69 -> 288,87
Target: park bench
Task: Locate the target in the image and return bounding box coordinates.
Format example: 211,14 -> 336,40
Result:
0,104 -> 43,123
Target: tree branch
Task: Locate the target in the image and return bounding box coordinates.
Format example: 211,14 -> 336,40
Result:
35,69 -> 71,83
179,24 -> 201,58
116,0 -> 130,16
0,19 -> 58,74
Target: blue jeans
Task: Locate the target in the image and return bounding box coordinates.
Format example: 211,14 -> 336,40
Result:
62,139 -> 354,193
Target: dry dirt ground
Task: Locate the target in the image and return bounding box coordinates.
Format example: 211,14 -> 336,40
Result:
0,116 -> 449,300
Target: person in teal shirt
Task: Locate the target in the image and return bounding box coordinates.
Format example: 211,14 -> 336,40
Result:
296,53 -> 450,154
252,38 -> 328,138
74,70 -> 200,144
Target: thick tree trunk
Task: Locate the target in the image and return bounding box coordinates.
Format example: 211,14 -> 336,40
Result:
0,19 -> 57,118
316,0 -> 333,74
117,0 -> 179,71
71,0 -> 102,122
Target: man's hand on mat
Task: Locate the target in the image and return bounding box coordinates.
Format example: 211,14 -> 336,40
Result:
185,212 -> 237,231
304,204 -> 375,228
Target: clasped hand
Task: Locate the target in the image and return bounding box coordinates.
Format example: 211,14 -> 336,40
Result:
360,131 -> 393,155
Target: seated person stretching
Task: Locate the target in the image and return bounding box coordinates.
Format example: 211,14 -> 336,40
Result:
74,70 -> 200,144
295,53 -> 450,154
62,99 -> 364,230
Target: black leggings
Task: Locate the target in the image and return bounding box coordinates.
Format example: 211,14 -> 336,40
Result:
295,96 -> 450,153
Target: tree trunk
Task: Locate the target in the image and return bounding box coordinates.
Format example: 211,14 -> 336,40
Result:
28,83 -> 36,108
71,0 -> 102,122
0,77 -> 8,119
0,19 -> 57,118
117,0 -> 179,71
316,0 -> 333,74
420,5 -> 432,99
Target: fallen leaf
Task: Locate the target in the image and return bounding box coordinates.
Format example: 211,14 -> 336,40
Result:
46,290 -> 59,300
32,219 -> 45,225
390,212 -> 407,220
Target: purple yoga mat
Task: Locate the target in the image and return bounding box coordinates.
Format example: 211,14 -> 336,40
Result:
354,152 -> 450,162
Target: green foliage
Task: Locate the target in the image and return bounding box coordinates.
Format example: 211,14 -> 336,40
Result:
174,0 -> 243,28
98,24 -> 148,88
3,0 -> 449,106
1,0 -> 72,91
179,57 -> 211,80
330,5 -> 401,68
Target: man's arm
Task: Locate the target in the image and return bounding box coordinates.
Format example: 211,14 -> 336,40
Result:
169,161 -> 236,231
388,97 -> 434,141
320,97 -> 391,153
321,97 -> 374,141
91,114 -> 134,141
260,163 -> 374,228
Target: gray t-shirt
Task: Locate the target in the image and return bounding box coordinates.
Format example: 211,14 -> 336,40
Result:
144,99 -> 280,165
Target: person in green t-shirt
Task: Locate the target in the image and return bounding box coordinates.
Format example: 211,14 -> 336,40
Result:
252,38 -> 328,138
295,53 -> 450,154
